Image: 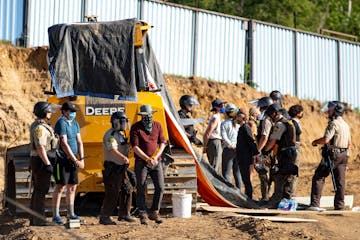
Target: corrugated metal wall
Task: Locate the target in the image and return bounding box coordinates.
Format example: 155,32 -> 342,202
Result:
143,1 -> 194,76
340,42 -> 360,108
2,0 -> 360,107
252,23 -> 295,95
297,33 -> 338,102
196,13 -> 246,83
27,0 -> 83,47
0,0 -> 23,44
84,0 -> 138,21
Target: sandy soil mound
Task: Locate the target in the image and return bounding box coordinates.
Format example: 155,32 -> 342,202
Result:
0,43 -> 360,239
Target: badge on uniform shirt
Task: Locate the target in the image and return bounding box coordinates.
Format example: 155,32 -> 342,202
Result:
36,127 -> 43,138
107,137 -> 116,144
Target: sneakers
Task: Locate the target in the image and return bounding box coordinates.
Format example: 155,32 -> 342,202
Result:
68,214 -> 80,220
52,216 -> 64,225
307,206 -> 326,212
139,214 -> 149,225
118,215 -> 137,222
99,217 -> 116,225
68,214 -> 85,223
148,211 -> 163,224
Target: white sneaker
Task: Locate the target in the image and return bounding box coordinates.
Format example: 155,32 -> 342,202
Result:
307,206 -> 326,212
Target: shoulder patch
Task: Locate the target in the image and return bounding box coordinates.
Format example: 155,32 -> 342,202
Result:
273,125 -> 280,132
36,127 -> 43,138
107,137 -> 116,144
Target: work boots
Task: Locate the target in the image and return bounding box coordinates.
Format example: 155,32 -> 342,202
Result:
118,215 -> 136,222
99,216 -> 116,225
148,211 -> 163,224
139,214 -> 149,225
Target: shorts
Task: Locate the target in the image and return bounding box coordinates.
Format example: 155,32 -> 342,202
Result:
53,158 -> 79,185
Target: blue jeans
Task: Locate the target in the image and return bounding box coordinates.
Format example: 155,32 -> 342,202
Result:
222,147 -> 242,189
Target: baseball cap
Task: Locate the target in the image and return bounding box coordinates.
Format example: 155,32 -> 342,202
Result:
211,98 -> 226,111
61,101 -> 78,112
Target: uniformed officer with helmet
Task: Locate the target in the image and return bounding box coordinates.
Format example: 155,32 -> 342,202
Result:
308,101 -> 351,211
99,111 -> 136,225
262,104 -> 298,208
178,95 -> 203,146
260,104 -> 298,209
29,101 -> 59,226
254,96 -> 274,200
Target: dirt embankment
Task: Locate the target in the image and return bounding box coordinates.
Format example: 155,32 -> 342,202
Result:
0,44 -> 360,239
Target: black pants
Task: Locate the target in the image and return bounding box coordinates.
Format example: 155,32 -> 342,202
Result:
30,156 -> 51,224
266,149 -> 298,208
310,151 -> 348,209
100,161 -> 127,218
118,171 -> 135,217
135,160 -> 164,214
238,161 -> 253,199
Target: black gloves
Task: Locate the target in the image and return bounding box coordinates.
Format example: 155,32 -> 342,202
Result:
262,149 -> 271,157
44,164 -> 53,174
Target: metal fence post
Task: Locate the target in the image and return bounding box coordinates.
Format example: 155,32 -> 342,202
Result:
294,30 -> 298,97
138,0 -> 144,19
337,40 -> 341,101
246,20 -> 254,85
191,8 -> 198,77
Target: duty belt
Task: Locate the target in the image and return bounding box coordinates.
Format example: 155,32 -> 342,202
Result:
279,146 -> 298,152
329,147 -> 348,153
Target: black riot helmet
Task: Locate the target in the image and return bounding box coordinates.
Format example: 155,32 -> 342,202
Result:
179,95 -> 200,110
111,111 -> 129,130
265,103 -> 281,117
33,101 -> 53,119
270,90 -> 283,107
322,101 -> 345,117
257,97 -> 274,111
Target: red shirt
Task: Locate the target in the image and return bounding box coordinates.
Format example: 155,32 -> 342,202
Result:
130,121 -> 166,160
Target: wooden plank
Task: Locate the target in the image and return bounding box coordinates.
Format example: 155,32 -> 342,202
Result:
295,195 -> 354,209
222,213 -> 318,223
199,205 -> 360,215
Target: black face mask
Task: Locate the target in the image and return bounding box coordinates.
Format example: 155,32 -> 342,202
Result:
142,115 -> 153,133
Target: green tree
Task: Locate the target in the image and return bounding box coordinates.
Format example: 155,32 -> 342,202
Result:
167,0 -> 360,40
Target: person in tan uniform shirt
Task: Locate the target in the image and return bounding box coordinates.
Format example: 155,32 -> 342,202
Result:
99,111 -> 135,225
29,101 -> 59,226
309,101 -> 351,211
253,97 -> 274,201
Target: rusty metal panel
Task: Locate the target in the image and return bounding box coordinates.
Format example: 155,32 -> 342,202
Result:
196,12 -> 247,83
0,0 -> 23,44
143,0 -> 194,76
297,33 -> 338,103
252,22 -> 295,96
340,42 -> 360,108
84,0 -> 138,21
27,0 -> 83,47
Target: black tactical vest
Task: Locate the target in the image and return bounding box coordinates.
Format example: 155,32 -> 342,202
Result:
256,119 -> 264,142
291,119 -> 302,142
276,118 -> 296,149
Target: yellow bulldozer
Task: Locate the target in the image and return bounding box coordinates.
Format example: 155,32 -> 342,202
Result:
4,20 -> 198,215
5,19 -> 259,216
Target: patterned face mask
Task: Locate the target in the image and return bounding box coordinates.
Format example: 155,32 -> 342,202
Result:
142,115 -> 153,133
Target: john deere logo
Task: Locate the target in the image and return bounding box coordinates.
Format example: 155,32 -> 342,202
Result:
85,96 -> 125,116
85,106 -> 125,116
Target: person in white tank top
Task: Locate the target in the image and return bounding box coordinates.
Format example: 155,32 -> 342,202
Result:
203,98 -> 226,173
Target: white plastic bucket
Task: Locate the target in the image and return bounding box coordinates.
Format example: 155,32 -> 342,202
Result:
172,192 -> 192,218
